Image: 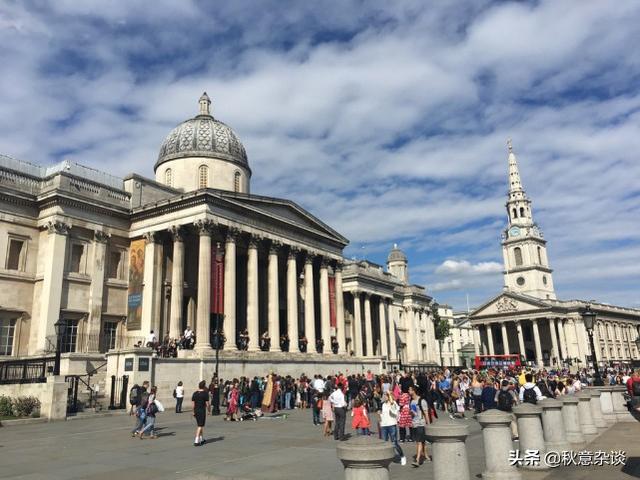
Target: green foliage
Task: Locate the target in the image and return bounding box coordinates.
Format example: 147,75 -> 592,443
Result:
12,396 -> 41,417
0,395 -> 12,417
432,304 -> 450,340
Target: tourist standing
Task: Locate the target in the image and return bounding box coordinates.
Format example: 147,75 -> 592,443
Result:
321,392 -> 334,436
409,385 -> 430,467
192,380 -> 210,446
174,381 -> 184,413
329,383 -> 347,441
380,390 -> 406,465
397,391 -> 412,443
351,397 -> 370,435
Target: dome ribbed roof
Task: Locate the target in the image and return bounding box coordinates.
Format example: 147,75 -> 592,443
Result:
154,93 -> 248,171
387,243 -> 407,263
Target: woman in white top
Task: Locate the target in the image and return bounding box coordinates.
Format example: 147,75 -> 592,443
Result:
175,381 -> 185,413
379,390 -> 406,465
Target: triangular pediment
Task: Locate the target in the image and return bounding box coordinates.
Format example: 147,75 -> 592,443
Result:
471,291 -> 552,318
217,191 -> 348,245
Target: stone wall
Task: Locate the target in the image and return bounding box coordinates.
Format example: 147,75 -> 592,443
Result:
0,375 -> 67,420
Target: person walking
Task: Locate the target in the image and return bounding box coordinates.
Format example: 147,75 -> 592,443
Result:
130,381 -> 149,437
380,390 -> 407,465
174,381 -> 184,413
329,382 -> 347,441
351,397 -> 371,435
192,380 -> 210,446
139,386 -> 161,439
409,385 -> 430,468
397,391 -> 412,443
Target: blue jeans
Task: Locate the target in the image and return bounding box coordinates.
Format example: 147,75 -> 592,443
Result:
285,392 -> 292,409
140,416 -> 156,436
381,425 -> 404,459
131,409 -> 145,434
357,427 -> 370,435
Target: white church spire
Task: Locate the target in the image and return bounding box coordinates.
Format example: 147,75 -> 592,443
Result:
198,92 -> 211,116
507,138 -> 524,193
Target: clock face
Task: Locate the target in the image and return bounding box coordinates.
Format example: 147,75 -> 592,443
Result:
509,226 -> 520,237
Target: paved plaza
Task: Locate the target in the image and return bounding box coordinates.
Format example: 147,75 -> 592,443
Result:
0,409 -> 638,480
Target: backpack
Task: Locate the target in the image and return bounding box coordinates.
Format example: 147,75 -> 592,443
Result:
632,380 -> 640,397
497,390 -> 514,412
129,385 -> 140,405
173,389 -> 177,399
523,386 -> 537,404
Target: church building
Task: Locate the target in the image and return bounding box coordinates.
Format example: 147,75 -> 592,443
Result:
470,142 -> 640,368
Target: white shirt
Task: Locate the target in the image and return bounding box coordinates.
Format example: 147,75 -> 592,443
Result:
519,383 -> 543,402
329,389 -> 346,408
313,378 -> 325,393
574,379 -> 582,391
147,332 -> 156,343
175,385 -> 184,398
184,329 -> 193,339
379,401 -> 399,427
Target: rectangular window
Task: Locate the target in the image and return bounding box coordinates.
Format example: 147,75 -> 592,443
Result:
60,319 -> 79,353
102,321 -> 118,351
6,238 -> 26,271
0,318 -> 17,355
108,250 -> 122,279
69,243 -> 86,273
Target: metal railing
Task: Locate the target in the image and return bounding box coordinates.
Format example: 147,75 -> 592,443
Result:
0,357 -> 56,384
45,334 -> 146,354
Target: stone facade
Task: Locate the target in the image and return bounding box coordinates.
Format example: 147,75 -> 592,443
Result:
470,142 -> 640,367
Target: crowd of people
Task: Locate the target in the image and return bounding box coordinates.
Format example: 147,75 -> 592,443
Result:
126,365 -> 640,467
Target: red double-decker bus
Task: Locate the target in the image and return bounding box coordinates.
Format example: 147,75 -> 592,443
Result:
474,354 -> 522,370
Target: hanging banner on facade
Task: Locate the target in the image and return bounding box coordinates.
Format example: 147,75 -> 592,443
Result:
126,238 -> 145,330
329,275 -> 337,331
211,243 -> 225,314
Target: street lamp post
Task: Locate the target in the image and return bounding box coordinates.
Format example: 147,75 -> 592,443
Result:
581,306 -> 604,386
53,319 -> 66,376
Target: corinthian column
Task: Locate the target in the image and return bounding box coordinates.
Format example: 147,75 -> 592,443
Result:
87,230 -> 109,348
501,322 -> 510,355
246,236 -> 260,352
378,297 -> 388,358
532,319 -> 543,367
549,318 -> 560,366
268,242 -> 281,351
195,220 -> 212,352
387,300 -> 397,360
304,255 -> 316,352
353,292 -> 363,357
363,293 -> 373,357
286,248 -> 299,352
516,320 -> 526,359
487,324 -> 495,355
223,228 -> 238,350
319,258 -> 331,353
335,263 -> 346,354
169,226 -> 184,339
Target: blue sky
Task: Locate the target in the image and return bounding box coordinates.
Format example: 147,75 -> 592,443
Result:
1,1 -> 639,311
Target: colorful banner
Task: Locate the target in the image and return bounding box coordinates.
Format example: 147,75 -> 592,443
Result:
211,244 -> 225,314
126,238 -> 145,330
329,275 -> 337,329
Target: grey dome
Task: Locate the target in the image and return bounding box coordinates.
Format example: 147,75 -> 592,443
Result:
155,93 -> 248,171
387,244 -> 407,263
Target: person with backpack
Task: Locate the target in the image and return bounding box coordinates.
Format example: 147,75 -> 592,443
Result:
626,369 -> 640,411
174,381 -> 184,413
408,385 -> 430,468
495,379 -> 519,439
130,381 -> 149,437
519,373 -> 543,404
138,386 -> 162,439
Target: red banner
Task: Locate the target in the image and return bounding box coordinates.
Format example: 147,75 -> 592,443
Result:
329,275 -> 337,329
211,244 -> 225,314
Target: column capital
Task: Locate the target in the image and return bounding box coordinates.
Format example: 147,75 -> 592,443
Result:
333,260 -> 344,272
94,230 -> 111,244
45,220 -> 70,235
225,227 -> 241,243
169,225 -> 185,242
194,219 -> 215,236
248,234 -> 262,248
319,257 -> 330,268
304,254 -> 315,266
287,246 -> 300,260
269,240 -> 283,255
362,291 -> 371,300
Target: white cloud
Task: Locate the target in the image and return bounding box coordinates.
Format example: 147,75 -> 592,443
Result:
435,260 -> 503,276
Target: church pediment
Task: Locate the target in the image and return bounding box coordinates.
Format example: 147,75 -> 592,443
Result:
218,192 -> 348,245
471,292 -> 552,318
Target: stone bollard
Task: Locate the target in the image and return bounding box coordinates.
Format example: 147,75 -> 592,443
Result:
611,386 -> 633,423
598,387 -> 617,423
425,417 -> 471,480
561,396 -> 585,447
539,398 -> 570,452
336,436 -> 394,480
477,409 -> 522,480
512,403 -> 548,471
576,392 -> 598,439
587,389 -> 608,429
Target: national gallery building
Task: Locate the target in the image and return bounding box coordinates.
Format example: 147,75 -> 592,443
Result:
0,93 -> 436,383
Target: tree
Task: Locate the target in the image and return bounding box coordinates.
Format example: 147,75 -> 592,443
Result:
432,303 -> 451,366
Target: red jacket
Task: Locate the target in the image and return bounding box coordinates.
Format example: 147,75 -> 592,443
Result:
626,375 -> 640,396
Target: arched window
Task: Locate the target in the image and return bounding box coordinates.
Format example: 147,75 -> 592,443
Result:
164,168 -> 172,187
514,247 -> 523,266
519,207 -> 525,217
234,171 -> 241,192
512,208 -> 517,219
537,246 -> 543,264
198,165 -> 209,189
